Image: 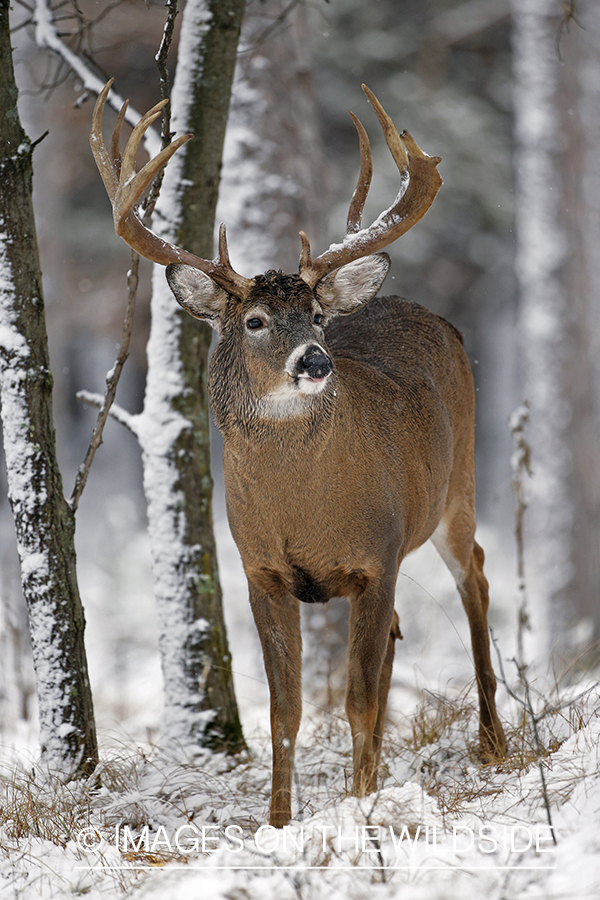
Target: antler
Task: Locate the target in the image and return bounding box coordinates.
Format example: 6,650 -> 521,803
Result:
298,85 -> 442,288
90,79 -> 254,299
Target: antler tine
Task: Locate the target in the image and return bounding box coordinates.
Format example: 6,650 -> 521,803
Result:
361,84 -> 410,175
346,112 -> 373,235
298,86 -> 442,288
214,224 -> 255,299
90,79 -> 119,201
90,80 -> 254,299
114,128 -> 192,233
110,99 -> 129,180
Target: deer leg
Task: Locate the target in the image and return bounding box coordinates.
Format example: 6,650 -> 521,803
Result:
248,581 -> 302,827
373,610 -> 402,772
431,523 -> 506,758
346,584 -> 396,796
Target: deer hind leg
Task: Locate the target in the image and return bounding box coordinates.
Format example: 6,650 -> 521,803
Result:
346,583 -> 396,796
248,581 -> 302,828
431,518 -> 507,758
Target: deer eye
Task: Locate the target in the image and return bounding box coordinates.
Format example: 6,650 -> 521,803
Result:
313,313 -> 324,326
246,316 -> 266,330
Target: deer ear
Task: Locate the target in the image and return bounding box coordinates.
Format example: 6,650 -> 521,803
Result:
166,264 -> 229,330
314,253 -> 390,317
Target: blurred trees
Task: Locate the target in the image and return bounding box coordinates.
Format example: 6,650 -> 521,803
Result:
512,0 -> 600,661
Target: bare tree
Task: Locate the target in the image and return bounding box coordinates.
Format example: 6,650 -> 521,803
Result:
0,0 -> 97,774
512,0 -> 600,662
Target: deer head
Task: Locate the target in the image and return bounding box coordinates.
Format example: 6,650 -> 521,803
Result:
90,80 -> 441,431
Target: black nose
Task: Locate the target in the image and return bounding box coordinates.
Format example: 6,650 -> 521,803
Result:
298,345 -> 333,380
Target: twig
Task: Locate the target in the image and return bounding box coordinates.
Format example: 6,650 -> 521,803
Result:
508,402 -> 532,668
491,632 -> 559,844
70,255 -> 139,509
75,390 -> 138,437
32,0 -> 161,156
143,0 -> 179,214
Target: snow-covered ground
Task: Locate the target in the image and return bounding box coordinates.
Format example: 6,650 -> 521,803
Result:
1,511 -> 599,899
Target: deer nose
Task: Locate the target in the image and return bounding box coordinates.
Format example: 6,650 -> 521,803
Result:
298,345 -> 333,380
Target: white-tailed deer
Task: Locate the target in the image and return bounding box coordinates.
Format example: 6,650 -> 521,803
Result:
91,80 -> 507,827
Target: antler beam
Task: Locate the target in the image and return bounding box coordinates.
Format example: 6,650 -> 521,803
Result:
90,79 -> 254,300
298,85 -> 442,288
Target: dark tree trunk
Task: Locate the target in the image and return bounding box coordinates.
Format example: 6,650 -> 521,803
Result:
0,0 -> 97,773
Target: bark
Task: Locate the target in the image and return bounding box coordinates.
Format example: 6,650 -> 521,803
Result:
135,0 -> 246,752
0,0 -> 97,773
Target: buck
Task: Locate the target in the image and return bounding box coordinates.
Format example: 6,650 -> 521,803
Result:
91,80 -> 507,827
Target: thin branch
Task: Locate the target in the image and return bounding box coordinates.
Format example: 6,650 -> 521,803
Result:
32,0 -> 161,156
76,390 -> 139,438
143,0 -> 179,214
488,632 -> 596,847
70,255 -> 140,510
508,402 -> 532,667
252,0 -> 302,46
70,0 -> 181,509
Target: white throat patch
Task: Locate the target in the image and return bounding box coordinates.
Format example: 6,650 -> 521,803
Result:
256,343 -> 332,418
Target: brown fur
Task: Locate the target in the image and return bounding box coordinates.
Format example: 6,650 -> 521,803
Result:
198,278 -> 507,827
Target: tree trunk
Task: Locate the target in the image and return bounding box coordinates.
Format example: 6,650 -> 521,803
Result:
220,0 -> 326,273
512,0 -> 600,662
0,0 -> 97,773
135,0 -> 246,752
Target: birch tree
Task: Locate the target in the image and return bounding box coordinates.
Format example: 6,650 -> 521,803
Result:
512,0 -> 600,661
0,0 -> 97,774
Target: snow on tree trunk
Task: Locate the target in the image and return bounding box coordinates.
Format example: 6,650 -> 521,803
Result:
131,0 -> 245,752
512,0 -> 600,660
0,0 -> 97,773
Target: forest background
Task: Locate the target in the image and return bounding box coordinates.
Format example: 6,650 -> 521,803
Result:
0,3 -> 599,896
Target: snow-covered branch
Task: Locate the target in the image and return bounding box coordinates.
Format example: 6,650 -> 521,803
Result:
33,0 -> 161,157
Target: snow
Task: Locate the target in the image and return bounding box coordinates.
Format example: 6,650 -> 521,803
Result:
1,513 -> 599,898
0,230 -> 73,769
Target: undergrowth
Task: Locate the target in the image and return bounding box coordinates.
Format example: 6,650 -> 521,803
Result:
1,674 -> 597,871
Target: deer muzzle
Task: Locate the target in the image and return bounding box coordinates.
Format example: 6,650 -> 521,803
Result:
296,345 -> 333,382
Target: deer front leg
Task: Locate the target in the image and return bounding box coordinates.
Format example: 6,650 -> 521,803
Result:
373,610 -> 402,772
346,583 -> 396,796
248,581 -> 302,828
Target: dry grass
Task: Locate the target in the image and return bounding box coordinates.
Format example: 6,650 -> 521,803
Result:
1,676 -> 597,870
0,762 -> 96,846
